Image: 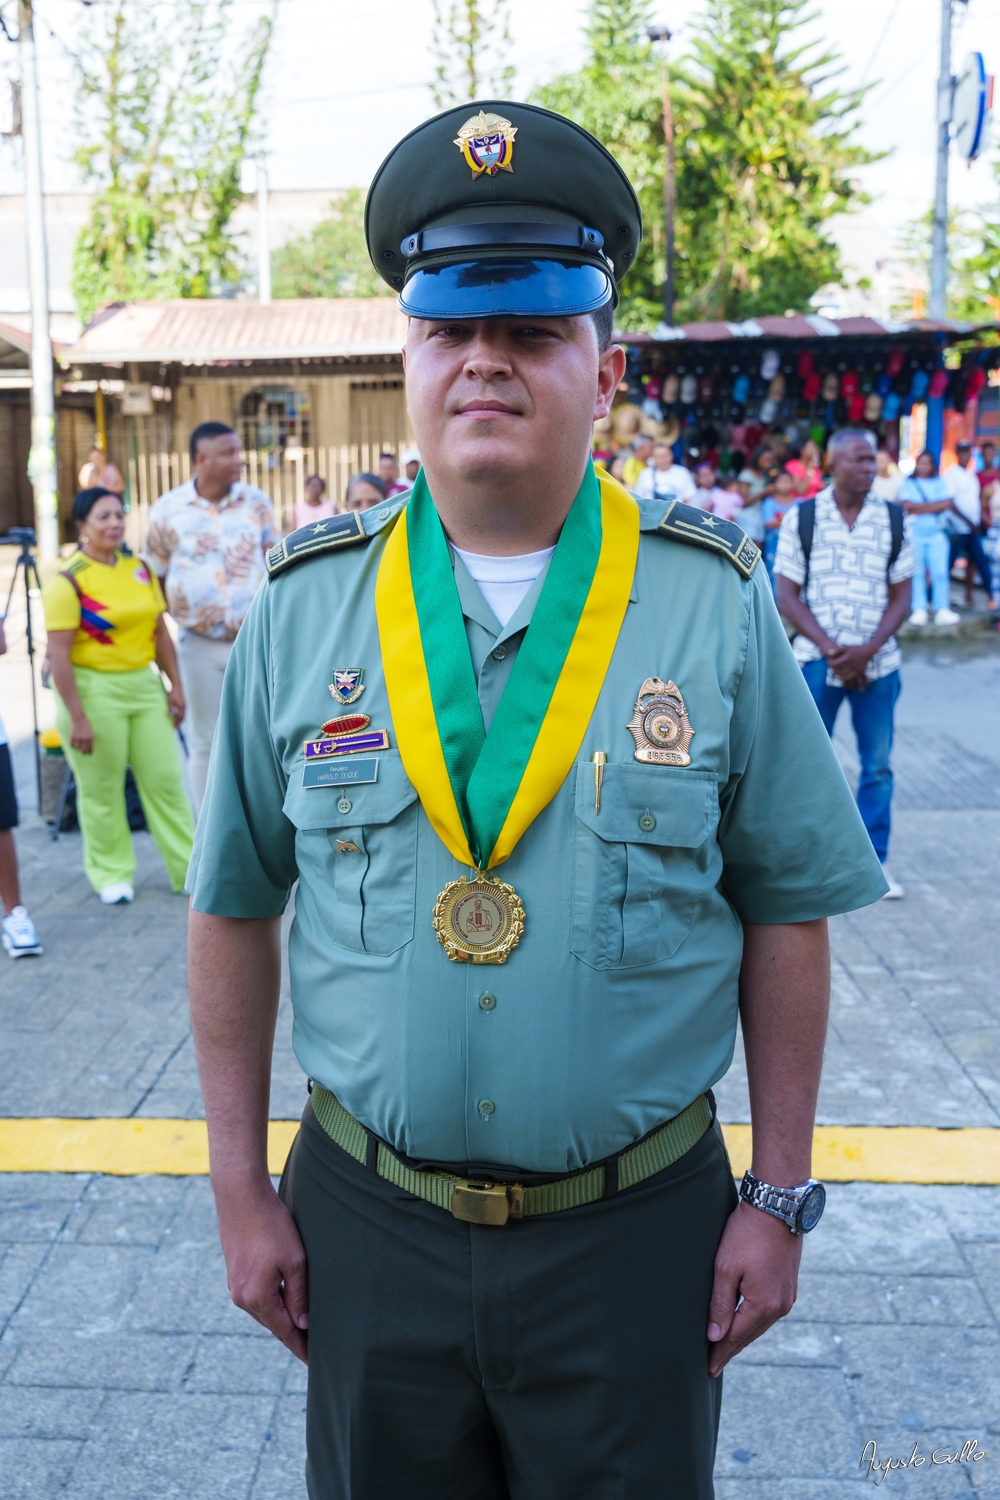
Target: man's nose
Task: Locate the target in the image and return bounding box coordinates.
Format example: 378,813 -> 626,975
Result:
464,336 -> 512,379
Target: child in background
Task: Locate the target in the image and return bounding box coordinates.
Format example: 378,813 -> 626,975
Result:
762,469 -> 798,588
292,474 -> 336,532
707,471 -> 746,525
695,467 -> 745,522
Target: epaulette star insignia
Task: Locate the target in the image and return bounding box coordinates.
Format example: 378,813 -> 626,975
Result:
656,501 -> 759,579
265,512 -> 371,579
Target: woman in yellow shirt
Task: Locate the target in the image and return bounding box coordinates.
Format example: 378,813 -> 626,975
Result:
43,488 -> 195,904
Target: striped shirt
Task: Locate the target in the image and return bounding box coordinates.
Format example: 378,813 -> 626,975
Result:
774,487 -> 915,681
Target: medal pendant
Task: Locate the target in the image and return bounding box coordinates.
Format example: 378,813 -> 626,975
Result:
433,873 -> 525,964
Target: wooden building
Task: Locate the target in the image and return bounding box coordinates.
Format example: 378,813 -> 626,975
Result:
63,298 -> 412,544
0,319 -> 103,538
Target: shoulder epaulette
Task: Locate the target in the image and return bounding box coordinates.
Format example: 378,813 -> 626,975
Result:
62,552 -> 88,575
655,500 -> 759,580
265,512 -> 371,579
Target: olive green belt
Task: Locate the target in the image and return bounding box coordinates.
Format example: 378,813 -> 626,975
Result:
309,1084 -> 712,1226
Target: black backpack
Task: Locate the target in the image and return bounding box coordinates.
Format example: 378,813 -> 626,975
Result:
797,497 -> 904,596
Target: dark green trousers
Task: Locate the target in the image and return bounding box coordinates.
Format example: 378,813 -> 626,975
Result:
281,1102 -> 737,1500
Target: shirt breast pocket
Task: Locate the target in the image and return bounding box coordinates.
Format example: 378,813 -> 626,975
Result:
282,751 -> 419,956
570,762 -> 720,970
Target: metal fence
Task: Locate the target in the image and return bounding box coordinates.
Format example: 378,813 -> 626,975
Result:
122,444 -> 393,553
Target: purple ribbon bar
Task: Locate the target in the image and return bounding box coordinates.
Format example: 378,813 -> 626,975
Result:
304,730 -> 390,760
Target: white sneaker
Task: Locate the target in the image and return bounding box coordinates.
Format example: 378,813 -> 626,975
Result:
908,609 -> 929,626
880,870 -> 905,900
99,882 -> 134,905
935,608 -> 961,625
1,906 -> 43,957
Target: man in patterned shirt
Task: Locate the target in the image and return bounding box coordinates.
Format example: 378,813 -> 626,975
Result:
143,422 -> 277,813
775,429 -> 915,899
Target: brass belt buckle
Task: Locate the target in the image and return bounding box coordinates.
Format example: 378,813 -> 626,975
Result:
450,1178 -> 524,1225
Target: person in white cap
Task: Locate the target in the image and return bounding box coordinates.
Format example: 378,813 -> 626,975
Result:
400,447 -> 421,486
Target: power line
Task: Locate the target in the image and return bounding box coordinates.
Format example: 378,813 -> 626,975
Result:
859,0 -> 903,89
277,79 -> 433,106
869,38 -> 936,104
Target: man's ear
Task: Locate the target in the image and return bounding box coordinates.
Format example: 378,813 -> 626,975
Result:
595,343 -> 627,421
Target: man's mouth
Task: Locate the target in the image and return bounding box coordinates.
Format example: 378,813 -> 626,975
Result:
456,400 -> 522,418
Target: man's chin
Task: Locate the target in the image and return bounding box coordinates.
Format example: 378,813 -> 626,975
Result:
446,440 -> 533,488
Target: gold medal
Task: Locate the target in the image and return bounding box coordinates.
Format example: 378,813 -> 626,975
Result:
433,873 -> 525,964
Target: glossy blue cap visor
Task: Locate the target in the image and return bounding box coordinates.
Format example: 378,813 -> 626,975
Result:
399,258 -> 614,319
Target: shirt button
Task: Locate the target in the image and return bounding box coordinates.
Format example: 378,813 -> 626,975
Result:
638,809 -> 656,832
492,645 -> 507,661
337,797 -> 353,814
478,1099 -> 495,1117
478,992 -> 496,1011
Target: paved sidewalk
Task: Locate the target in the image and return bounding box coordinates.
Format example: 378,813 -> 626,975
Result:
1,629 -> 1000,1496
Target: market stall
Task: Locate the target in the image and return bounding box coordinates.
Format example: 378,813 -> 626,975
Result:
600,314 -> 1000,475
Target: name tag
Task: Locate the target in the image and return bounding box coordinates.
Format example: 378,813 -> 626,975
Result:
303,757 -> 379,789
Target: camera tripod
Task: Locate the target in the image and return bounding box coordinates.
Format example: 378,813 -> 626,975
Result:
1,527 -> 44,811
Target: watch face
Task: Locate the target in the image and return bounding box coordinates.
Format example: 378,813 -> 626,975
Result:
797,1183 -> 826,1233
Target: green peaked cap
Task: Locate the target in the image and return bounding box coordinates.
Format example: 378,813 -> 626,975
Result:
365,100 -> 642,319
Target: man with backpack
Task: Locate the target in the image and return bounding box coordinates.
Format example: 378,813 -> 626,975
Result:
775,429 -> 915,900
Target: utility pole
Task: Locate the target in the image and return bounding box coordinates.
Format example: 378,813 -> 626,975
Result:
647,24 -> 675,329
17,0 -> 59,561
257,157 -> 271,305
241,154 -> 271,304
929,0 -> 973,320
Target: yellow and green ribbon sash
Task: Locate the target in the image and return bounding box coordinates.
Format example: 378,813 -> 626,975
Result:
375,461 -> 639,871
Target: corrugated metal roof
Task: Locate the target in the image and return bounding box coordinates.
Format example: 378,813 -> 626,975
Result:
0,319 -> 31,370
621,313 -> 993,344
62,297 -> 998,367
66,298 -> 408,364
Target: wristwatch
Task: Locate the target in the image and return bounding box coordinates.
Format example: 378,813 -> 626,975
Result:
739,1169 -> 826,1235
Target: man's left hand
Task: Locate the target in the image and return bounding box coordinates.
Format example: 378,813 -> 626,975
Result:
826,643 -> 872,687
706,1200 -> 802,1377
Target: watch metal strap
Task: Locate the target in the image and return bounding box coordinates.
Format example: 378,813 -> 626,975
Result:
742,1170 -> 805,1226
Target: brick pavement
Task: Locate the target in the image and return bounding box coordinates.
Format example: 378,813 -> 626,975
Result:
1,621 -> 999,1496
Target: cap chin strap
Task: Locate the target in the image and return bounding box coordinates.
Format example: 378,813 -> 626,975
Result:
401,222 -> 604,259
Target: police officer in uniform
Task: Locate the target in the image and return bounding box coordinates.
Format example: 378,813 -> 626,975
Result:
188,102 -> 887,1499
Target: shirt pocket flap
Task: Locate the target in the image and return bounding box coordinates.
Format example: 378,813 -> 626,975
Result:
282,750 -> 418,831
574,762 -> 718,848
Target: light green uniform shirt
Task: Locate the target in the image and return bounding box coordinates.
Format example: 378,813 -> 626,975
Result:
189,495 -> 887,1173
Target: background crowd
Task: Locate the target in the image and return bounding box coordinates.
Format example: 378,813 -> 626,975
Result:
2,416 -> 996,958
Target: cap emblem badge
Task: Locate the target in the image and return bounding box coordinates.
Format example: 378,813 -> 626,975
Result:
627,678 -> 694,766
454,111 -> 517,178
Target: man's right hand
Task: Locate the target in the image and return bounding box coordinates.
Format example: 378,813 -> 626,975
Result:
216,1182 -> 309,1363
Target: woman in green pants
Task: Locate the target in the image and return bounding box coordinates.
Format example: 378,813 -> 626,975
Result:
43,487 -> 195,904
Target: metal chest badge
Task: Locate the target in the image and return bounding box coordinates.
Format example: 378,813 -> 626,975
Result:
454,111 -> 517,177
330,668 -> 364,706
627,678 -> 694,766
433,874 -> 525,964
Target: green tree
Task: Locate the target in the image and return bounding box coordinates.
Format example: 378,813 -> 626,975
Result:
532,0 -> 665,332
430,0 -> 515,108
938,162 -> 1000,324
71,0 -> 276,324
675,0 -> 875,322
889,194 -> 1000,325
272,190 -> 392,299
534,0 -> 874,329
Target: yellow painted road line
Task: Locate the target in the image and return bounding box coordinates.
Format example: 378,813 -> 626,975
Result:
721,1125 -> 1000,1184
0,1120 -> 998,1183
0,1118 -> 299,1177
